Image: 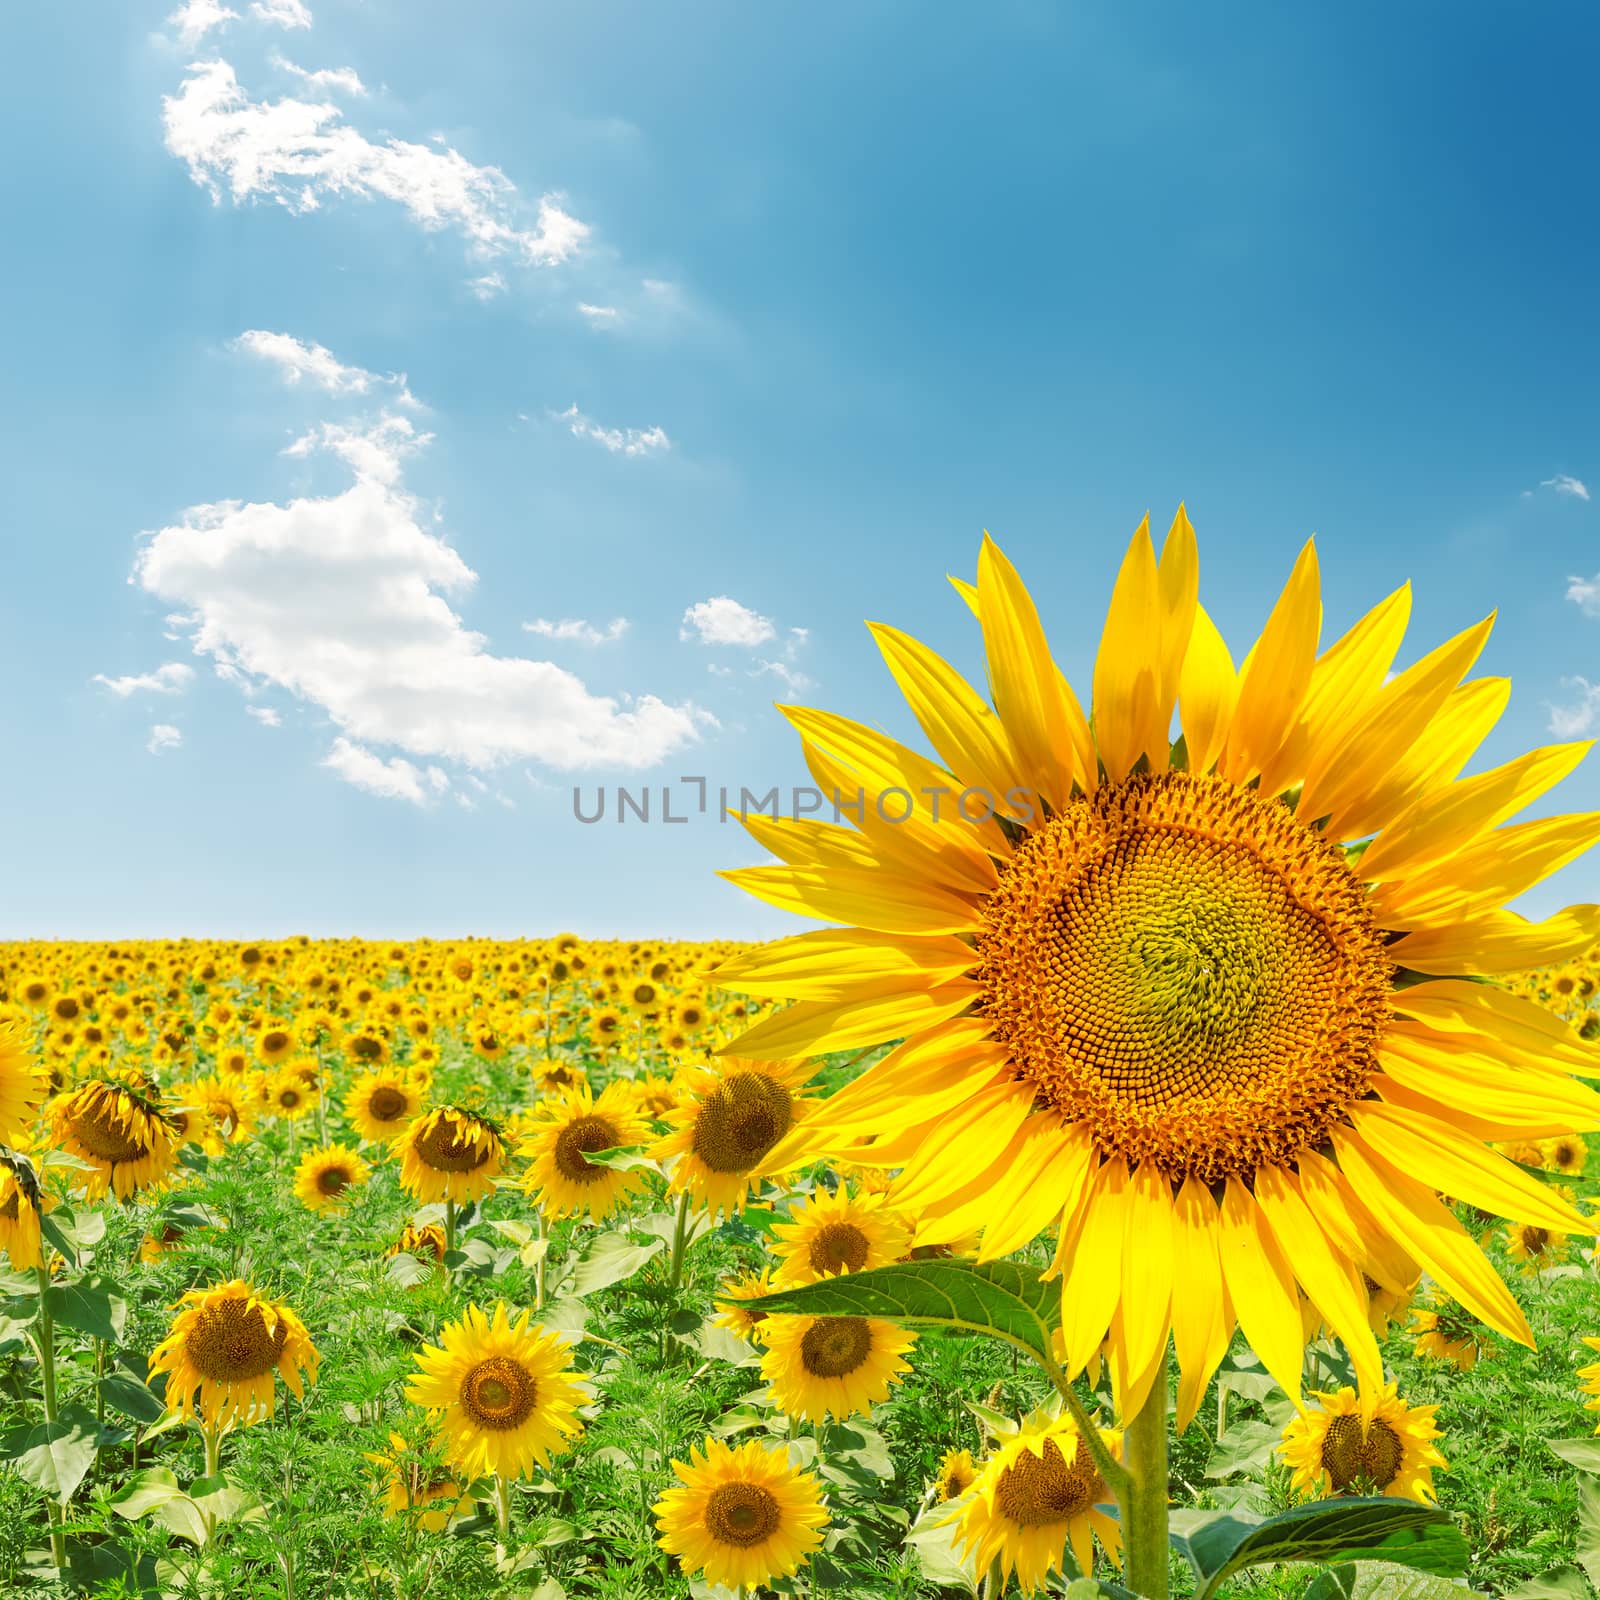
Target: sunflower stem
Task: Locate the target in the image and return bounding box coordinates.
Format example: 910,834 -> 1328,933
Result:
534,1205 -> 547,1311
33,1263 -> 67,1573
444,1199 -> 457,1269
494,1472 -> 512,1541
666,1189 -> 692,1292
1121,1347 -> 1171,1600
982,1558 -> 1005,1598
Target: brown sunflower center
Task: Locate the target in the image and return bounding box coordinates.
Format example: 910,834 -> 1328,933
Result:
807,1221 -> 871,1277
938,1459 -> 975,1501
262,1030 -> 291,1054
554,1115 -> 620,1183
1519,1226 -> 1551,1254
993,1436 -> 1105,1526
351,1035 -> 384,1060
459,1356 -> 537,1431
691,1072 -> 795,1174
799,1316 -> 873,1378
367,1086 -> 408,1122
1321,1414 -> 1404,1492
414,1115 -> 493,1172
316,1164 -> 352,1196
184,1298 -> 290,1382
977,771 -> 1392,1183
703,1482 -> 782,1547
70,1097 -> 150,1163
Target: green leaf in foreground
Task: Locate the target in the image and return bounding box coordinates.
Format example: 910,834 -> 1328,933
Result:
1548,1438 -> 1600,1473
1,1406 -> 104,1502
1502,1571 -> 1591,1600
1303,1560 -> 1476,1600
739,1258 -> 1061,1369
1169,1498 -> 1469,1600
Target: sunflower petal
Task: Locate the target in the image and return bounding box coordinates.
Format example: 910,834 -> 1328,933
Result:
710,927 -> 977,1001
1177,603 -> 1238,777
1216,1177 -> 1304,1408
1171,1177 -> 1233,1432
1055,1157 -> 1130,1377
1388,904 -> 1600,975
718,982 -> 978,1059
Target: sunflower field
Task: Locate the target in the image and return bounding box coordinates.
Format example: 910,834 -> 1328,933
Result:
4,524 -> 1600,1599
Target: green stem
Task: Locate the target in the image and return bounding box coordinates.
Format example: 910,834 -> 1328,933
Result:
494,1473 -> 512,1564
982,1557 -> 1005,1598
666,1189 -> 692,1291
534,1206 -> 546,1312
34,1264 -> 66,1572
444,1199 -> 457,1267
1122,1347 -> 1171,1600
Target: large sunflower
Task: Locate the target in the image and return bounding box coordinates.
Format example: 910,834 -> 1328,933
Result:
759,1312 -> 917,1422
715,517 -> 1600,1425
405,1302 -> 585,1481
395,1106 -> 506,1204
518,1082 -> 653,1222
1279,1383 -> 1446,1502
148,1279 -> 319,1426
50,1077 -> 180,1200
0,1015 -> 46,1145
943,1412 -> 1123,1593
653,1435 -> 828,1593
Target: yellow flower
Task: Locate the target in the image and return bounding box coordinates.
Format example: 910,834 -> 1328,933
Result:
652,1056 -> 818,1217
770,1186 -> 912,1287
263,1065 -> 319,1121
711,1263 -> 779,1342
654,1435 -> 828,1593
50,1077 -> 179,1200
405,1302 -> 585,1481
343,1069 -> 423,1145
388,1221 -> 447,1264
518,1082 -> 653,1222
759,1313 -> 916,1423
1504,1220 -> 1566,1274
1409,1293 -> 1488,1371
1542,1132 -> 1589,1175
714,518 -> 1600,1426
256,1024 -> 296,1066
148,1280 -> 319,1426
942,1413 -> 1123,1594
0,1016 -> 47,1146
395,1106 -> 505,1204
1577,1336 -> 1600,1434
365,1430 -> 471,1531
933,1446 -> 978,1503
291,1143 -> 370,1212
1280,1383 -> 1446,1502
0,1153 -> 46,1271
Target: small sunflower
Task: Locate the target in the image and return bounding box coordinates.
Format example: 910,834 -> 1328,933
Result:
139,1220 -> 189,1264
933,1446 -> 978,1503
264,1065 -> 319,1121
50,1077 -> 179,1199
770,1187 -> 912,1287
389,1221 -> 448,1264
1409,1294 -> 1489,1371
943,1413 -> 1123,1594
534,1060 -> 588,1097
292,1143 -> 370,1212
365,1430 -> 471,1531
192,1076 -> 258,1147
0,1015 -> 46,1145
256,1024 -> 296,1066
519,1082 -> 653,1222
1577,1337 -> 1600,1433
395,1106 -> 506,1204
1279,1383 -> 1446,1502
1505,1220 -> 1566,1274
652,1056 -> 818,1217
405,1302 -> 585,1481
759,1313 -> 917,1422
344,1069 -> 424,1145
712,1263 -> 779,1341
148,1280 -> 319,1426
1542,1133 -> 1589,1175
654,1435 -> 828,1593
1363,1273 -> 1419,1339
0,1152 -> 46,1271
343,1027 -> 391,1069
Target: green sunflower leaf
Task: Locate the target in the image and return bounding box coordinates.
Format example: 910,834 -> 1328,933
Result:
1303,1560 -> 1478,1600
1502,1570 -> 1592,1600
738,1258 -> 1062,1370
1169,1498 -> 1469,1600
1548,1440 -> 1600,1473
0,1405 -> 105,1502
45,1274 -> 129,1343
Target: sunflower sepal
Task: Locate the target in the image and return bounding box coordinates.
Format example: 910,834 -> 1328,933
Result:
1167,1498 -> 1469,1600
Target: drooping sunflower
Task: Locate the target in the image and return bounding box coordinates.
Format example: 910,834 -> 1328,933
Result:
50,1077 -> 179,1199
0,1151 -> 45,1271
933,1446 -> 979,1504
405,1302 -> 585,1481
1279,1383 -> 1446,1503
759,1312 -> 917,1422
365,1430 -> 472,1531
0,1016 -> 46,1146
518,1082 -> 653,1222
653,1435 -> 828,1594
1577,1337 -> 1600,1433
344,1069 -> 424,1146
943,1413 -> 1123,1593
148,1280 -> 319,1426
395,1106 -> 505,1204
652,1057 -> 818,1217
292,1143 -> 370,1212
715,517 -> 1600,1426
1542,1132 -> 1589,1175
770,1186 -> 912,1287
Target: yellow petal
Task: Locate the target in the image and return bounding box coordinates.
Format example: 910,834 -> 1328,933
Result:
1396,979 -> 1600,1077
884,1080 -> 1037,1210
1293,1148 -> 1418,1297
1177,603 -> 1237,777
975,1121 -> 1096,1262
1155,505 -> 1201,732
1379,1029 -> 1600,1131
735,812 -> 884,870
1113,1162 -> 1174,1424
711,927 -> 977,1001
1171,1177 -> 1233,1433
1056,1157 -> 1129,1377
1092,515 -> 1163,783
1218,540 -> 1321,788
717,981 -> 978,1059
1216,1176 -> 1304,1408
948,573 -> 980,618
1388,904 -> 1600,975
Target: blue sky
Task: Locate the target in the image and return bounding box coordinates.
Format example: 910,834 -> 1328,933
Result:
2,0 -> 1599,940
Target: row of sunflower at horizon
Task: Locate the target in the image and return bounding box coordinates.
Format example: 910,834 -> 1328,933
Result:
0,937 -> 1595,1597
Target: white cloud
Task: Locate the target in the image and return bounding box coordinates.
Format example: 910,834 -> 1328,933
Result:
271,56 -> 366,96
469,272 -> 507,301
163,60 -> 589,267
1549,677 -> 1600,737
523,617 -> 630,644
92,662 -> 196,697
147,724 -> 184,753
1542,474 -> 1592,502
250,0 -> 312,26
246,704 -> 282,726
1566,574 -> 1600,618
752,658 -> 814,694
578,302 -> 619,325
234,329 -> 415,403
168,0 -> 236,48
323,737 -> 433,803
680,596 -> 776,647
555,404 -> 669,457
132,389 -> 702,782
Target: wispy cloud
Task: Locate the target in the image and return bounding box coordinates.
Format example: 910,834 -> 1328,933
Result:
234,329 -> 416,404
92,662 -> 196,697
1543,473 -> 1592,502
163,61 -> 589,268
250,0 -> 312,27
578,302 -> 620,326
271,55 -> 366,97
147,724 -> 184,753
680,597 -> 776,647
323,737 -> 443,804
554,404 -> 669,457
1549,677 -> 1600,737
168,0 -> 237,48
523,617 -> 630,644
469,272 -> 507,301
246,705 -> 282,726
1566,574 -> 1600,618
